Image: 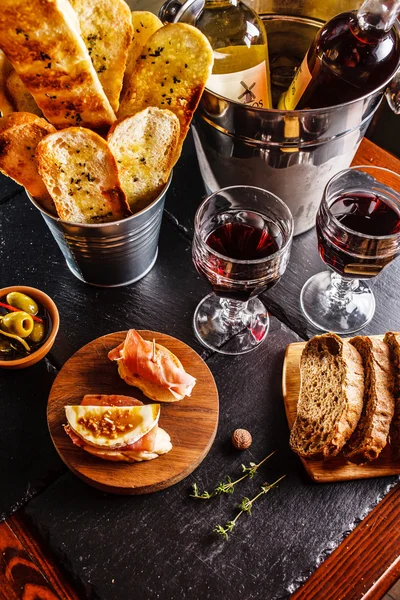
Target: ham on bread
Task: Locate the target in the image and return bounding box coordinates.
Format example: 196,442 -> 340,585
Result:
108,330 -> 196,402
64,394 -> 172,462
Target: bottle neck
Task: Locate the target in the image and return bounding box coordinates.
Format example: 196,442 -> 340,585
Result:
357,0 -> 400,33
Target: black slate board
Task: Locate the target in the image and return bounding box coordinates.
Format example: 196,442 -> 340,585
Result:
23,319 -> 399,599
3,133 -> 400,599
0,360 -> 64,521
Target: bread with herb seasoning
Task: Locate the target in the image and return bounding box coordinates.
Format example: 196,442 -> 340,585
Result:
108,107 -> 180,212
343,336 -> 395,464
0,0 -> 116,129
122,12 -> 163,97
118,23 -> 213,158
0,112 -> 56,213
36,127 -> 131,224
383,332 -> 400,458
6,69 -> 42,116
289,333 -> 364,459
70,0 -> 133,113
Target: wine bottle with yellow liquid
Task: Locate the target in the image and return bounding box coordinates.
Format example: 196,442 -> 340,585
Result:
195,0 -> 272,108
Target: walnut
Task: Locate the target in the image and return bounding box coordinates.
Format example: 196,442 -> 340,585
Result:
232,429 -> 252,450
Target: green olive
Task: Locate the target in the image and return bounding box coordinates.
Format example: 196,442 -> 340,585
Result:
6,291 -> 39,315
2,311 -> 34,338
29,321 -> 45,343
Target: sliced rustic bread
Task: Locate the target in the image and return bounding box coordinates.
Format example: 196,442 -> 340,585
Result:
343,336 -> 395,464
0,0 -> 116,129
36,127 -> 131,224
107,108 -> 180,212
289,333 -> 364,460
0,49 -> 14,116
0,112 -> 56,213
122,12 -> 163,97
70,0 -> 133,113
6,69 -> 42,116
118,23 -> 213,159
384,332 -> 400,458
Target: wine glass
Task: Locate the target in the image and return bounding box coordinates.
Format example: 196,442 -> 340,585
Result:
300,166 -> 400,334
192,185 -> 293,355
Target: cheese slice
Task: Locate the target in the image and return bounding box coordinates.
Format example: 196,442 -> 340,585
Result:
65,404 -> 159,449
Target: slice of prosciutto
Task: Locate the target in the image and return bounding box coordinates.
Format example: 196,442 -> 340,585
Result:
108,329 -> 196,400
64,394 -> 158,452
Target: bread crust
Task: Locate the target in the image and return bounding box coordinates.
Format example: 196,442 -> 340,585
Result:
0,49 -> 14,116
0,0 -> 116,129
118,23 -> 213,161
0,112 -> 56,213
6,69 -> 42,116
290,333 -> 364,460
383,332 -> 400,459
36,127 -> 131,223
343,336 -> 395,464
70,0 -> 133,113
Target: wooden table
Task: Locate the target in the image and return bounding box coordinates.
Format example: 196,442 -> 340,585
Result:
1,135 -> 400,600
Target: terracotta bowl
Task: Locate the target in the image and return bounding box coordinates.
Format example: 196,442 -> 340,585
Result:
0,286 -> 59,369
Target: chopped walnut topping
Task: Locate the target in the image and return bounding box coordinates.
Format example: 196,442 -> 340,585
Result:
77,413 -> 136,438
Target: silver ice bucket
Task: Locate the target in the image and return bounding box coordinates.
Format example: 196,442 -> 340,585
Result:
161,0 -> 400,235
28,176 -> 171,287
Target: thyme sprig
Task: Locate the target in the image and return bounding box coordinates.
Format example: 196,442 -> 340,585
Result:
190,451 -> 276,500
214,475 -> 286,540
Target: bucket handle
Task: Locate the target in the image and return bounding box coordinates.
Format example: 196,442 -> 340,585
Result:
386,66 -> 400,115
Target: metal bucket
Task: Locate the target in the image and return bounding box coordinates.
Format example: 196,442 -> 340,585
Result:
28,176 -> 171,287
161,0 -> 400,235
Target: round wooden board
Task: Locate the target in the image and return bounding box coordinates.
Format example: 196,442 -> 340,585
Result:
47,331 -> 219,495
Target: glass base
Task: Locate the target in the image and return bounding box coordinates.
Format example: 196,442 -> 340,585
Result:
300,271 -> 376,335
193,293 -> 269,355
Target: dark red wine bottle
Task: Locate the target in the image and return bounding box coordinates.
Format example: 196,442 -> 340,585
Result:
279,0 -> 400,110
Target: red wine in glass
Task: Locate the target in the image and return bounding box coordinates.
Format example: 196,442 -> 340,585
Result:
317,191 -> 400,278
194,211 -> 285,301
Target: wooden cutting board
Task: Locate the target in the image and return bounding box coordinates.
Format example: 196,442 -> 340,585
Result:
282,335 -> 400,482
48,331 -> 219,494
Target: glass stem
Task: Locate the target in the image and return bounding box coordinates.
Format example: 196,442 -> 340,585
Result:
328,272 -> 358,307
220,298 -> 248,324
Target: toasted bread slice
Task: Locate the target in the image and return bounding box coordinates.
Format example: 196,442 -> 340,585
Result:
343,336 -> 395,464
70,0 -> 132,113
36,127 -> 131,224
384,332 -> 400,458
0,0 -> 116,129
5,69 -> 42,116
118,23 -> 213,158
0,49 -> 14,116
289,333 -> 364,460
108,108 -> 180,212
0,112 -> 56,213
122,12 -> 163,97
117,342 -> 192,403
